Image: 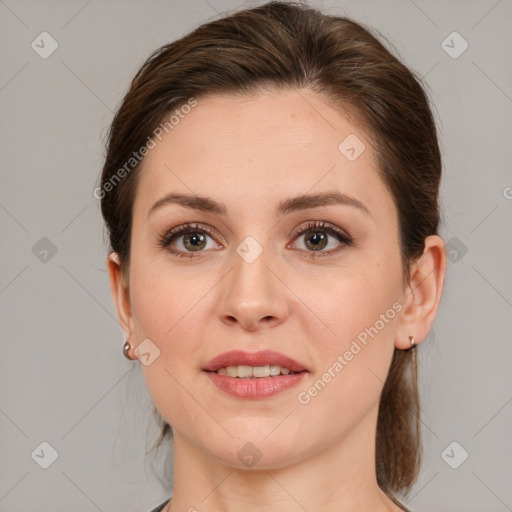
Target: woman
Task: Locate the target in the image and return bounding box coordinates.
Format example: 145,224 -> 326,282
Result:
99,2 -> 447,511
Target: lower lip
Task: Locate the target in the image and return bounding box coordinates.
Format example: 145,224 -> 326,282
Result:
204,371 -> 307,398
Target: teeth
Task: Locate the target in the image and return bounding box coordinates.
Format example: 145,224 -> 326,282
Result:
216,364 -> 296,378
238,365 -> 253,378
269,365 -> 281,376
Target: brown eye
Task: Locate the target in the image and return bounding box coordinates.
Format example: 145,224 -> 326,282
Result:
290,221 -> 353,258
182,232 -> 207,251
159,223 -> 220,258
303,231 -> 328,251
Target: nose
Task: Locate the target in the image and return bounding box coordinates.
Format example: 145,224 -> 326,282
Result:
216,242 -> 290,331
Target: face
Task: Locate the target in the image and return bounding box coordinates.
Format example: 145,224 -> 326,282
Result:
120,89 -> 408,468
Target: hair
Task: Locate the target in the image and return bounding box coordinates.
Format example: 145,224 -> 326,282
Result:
99,1 -> 442,506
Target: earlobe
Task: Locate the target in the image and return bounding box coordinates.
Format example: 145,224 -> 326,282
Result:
395,235 -> 447,350
107,252 -> 134,339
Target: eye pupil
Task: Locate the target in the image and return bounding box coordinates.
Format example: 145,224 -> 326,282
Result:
305,231 -> 327,251
184,232 -> 206,251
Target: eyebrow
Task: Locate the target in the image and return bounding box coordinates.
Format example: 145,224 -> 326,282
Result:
148,191 -> 371,218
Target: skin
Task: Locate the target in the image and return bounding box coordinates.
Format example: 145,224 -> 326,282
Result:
108,88 -> 446,512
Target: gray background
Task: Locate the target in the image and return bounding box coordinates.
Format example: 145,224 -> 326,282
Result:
1,0 -> 511,511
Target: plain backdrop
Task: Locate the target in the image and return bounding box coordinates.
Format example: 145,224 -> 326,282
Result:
1,1 -> 511,511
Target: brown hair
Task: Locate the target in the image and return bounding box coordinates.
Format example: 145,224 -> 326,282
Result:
99,1 -> 441,505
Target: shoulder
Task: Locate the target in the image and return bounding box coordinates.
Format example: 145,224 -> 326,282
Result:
148,498 -> 171,512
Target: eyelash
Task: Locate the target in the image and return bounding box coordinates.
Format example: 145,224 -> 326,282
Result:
157,220 -> 353,259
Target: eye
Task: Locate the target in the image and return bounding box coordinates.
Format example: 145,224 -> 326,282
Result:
158,222 -> 221,258
289,220 -> 353,258
158,220 -> 353,259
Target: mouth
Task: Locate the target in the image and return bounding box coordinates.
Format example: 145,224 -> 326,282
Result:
207,364 -> 304,378
202,350 -> 309,398
202,349 -> 309,374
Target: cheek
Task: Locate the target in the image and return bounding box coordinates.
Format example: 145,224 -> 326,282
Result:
294,258 -> 401,414
129,250 -> 207,352
128,258 -> 206,407
298,250 -> 401,347
127,251 -> 248,438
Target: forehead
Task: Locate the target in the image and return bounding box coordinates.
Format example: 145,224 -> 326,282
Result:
134,89 -> 395,222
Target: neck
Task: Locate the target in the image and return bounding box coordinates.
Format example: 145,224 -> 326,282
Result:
165,404 -> 402,512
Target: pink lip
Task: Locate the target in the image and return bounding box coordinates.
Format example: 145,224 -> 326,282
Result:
202,349 -> 308,373
202,350 -> 309,399
205,371 -> 308,398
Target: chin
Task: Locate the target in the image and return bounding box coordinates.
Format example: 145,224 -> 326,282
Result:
204,429 -> 304,470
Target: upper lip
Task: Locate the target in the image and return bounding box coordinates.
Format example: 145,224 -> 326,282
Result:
203,350 -> 308,373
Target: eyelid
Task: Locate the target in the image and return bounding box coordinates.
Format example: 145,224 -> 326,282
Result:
289,220 -> 352,242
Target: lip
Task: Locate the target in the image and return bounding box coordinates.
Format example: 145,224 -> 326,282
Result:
205,371 -> 307,398
202,349 -> 308,373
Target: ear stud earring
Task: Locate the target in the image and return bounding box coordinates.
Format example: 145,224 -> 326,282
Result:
123,340 -> 134,360
409,335 -> 416,347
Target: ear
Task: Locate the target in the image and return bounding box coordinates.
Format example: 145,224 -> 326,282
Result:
107,252 -> 135,343
395,235 -> 447,349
